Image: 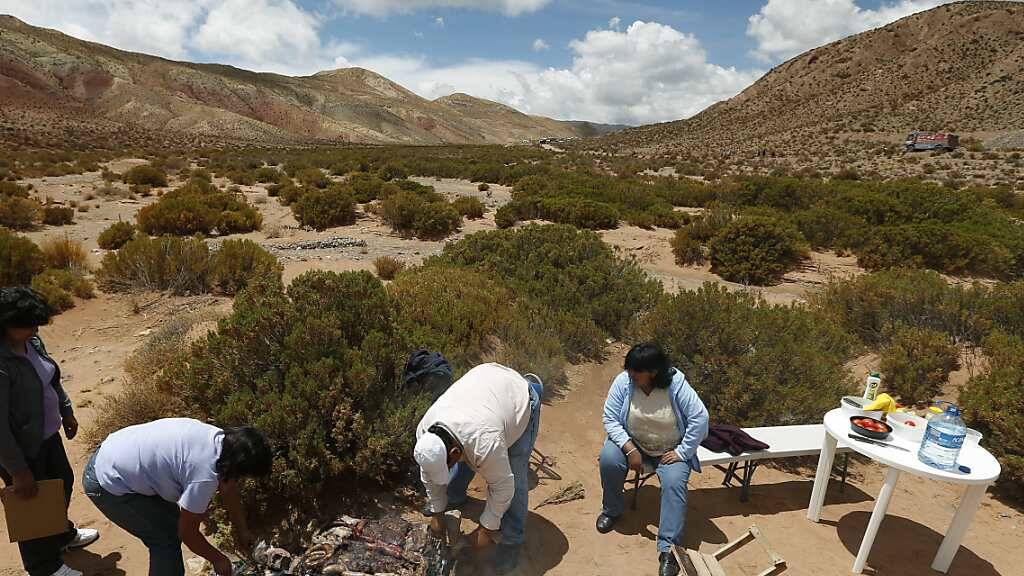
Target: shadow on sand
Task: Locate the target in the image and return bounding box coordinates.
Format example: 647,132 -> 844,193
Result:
616,479 -> 873,548
451,498 -> 569,576
822,512 -> 1000,576
66,549 -> 127,576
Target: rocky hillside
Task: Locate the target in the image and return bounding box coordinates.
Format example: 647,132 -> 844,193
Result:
0,15 -> 607,147
596,1 -> 1024,156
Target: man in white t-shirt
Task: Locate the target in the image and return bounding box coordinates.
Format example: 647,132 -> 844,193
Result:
82,419 -> 272,576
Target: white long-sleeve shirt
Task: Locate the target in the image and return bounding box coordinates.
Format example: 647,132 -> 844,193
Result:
416,363 -> 531,531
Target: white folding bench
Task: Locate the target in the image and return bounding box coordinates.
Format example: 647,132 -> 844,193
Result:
632,424 -> 853,508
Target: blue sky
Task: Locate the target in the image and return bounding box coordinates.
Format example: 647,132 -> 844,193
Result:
0,0 -> 964,124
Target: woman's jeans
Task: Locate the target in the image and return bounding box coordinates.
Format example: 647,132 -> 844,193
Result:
82,453 -> 185,576
599,438 -> 692,553
446,377 -> 543,549
0,434 -> 76,576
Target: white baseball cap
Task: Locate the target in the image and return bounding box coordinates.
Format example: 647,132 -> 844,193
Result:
414,432 -> 451,485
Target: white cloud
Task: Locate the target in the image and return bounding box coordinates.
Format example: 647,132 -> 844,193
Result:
332,0 -> 551,17
531,38 -> 549,51
434,16 -> 445,27
0,0 -> 207,59
608,16 -> 621,31
747,0 -> 954,62
343,21 -> 762,125
194,0 -> 322,67
0,0 -> 350,75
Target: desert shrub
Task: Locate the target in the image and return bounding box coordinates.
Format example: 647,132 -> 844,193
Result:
42,205 -> 74,226
708,217 -> 807,285
275,183 -> 305,206
97,221 -> 136,250
687,204 -> 734,242
812,269 -> 984,347
373,256 -> 406,280
138,194 -> 214,236
411,202 -> 461,240
30,269 -> 95,313
983,282 -> 1024,339
478,183 -> 490,192
880,326 -> 960,405
494,204 -> 518,229
392,179 -> 440,200
390,265 -> 568,383
435,224 -> 661,352
645,283 -> 856,426
380,192 -> 461,239
346,173 -> 389,203
376,164 -> 407,182
453,196 -> 485,219
960,332 -> 1024,503
157,271 -> 429,530
0,181 -> 29,198
96,236 -> 211,294
138,179 -> 261,236
671,228 -> 705,266
253,167 -> 281,183
0,196 -> 41,230
210,239 -> 282,296
508,196 -> 620,230
856,224 -> 1015,279
295,167 -> 329,189
291,187 -> 357,231
0,228 -> 45,286
39,236 -> 89,272
227,171 -> 255,186
124,165 -> 168,187
793,206 -> 864,249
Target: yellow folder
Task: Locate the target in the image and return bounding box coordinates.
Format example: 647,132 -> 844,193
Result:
1,479 -> 68,542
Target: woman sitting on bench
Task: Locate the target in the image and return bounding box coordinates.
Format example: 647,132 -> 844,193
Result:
596,343 -> 709,576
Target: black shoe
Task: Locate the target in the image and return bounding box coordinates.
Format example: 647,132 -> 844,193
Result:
659,551 -> 680,576
494,543 -> 520,575
595,513 -> 618,534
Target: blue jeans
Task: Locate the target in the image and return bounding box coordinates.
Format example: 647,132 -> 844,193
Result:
82,453 -> 185,576
446,377 -> 543,548
599,438 -> 692,553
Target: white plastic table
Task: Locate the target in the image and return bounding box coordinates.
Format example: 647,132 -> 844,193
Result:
807,408 -> 1001,574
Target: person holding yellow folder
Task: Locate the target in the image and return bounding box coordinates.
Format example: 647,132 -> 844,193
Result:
1,287 -> 99,576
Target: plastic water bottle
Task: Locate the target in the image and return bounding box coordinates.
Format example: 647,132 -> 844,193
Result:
918,402 -> 967,471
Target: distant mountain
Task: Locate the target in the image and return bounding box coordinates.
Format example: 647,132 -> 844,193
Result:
0,15 -> 610,147
595,1 -> 1024,156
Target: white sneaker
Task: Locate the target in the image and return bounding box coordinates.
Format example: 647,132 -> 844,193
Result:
49,565 -> 83,576
64,528 -> 100,550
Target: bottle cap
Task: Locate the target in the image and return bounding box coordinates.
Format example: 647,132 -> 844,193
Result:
869,372 -> 880,378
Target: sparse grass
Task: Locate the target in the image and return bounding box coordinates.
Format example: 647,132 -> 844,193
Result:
373,256 -> 406,280
40,235 -> 89,273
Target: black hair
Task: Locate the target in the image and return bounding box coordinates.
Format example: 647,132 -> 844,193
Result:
216,426 -> 273,481
0,287 -> 52,333
427,424 -> 460,453
624,342 -> 674,389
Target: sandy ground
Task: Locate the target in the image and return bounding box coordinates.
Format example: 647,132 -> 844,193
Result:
5,165 -> 1021,575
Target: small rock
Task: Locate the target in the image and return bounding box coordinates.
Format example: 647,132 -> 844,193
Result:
136,329 -> 153,337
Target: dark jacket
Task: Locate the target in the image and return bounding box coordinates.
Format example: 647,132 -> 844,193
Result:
0,336 -> 74,474
701,424 -> 770,457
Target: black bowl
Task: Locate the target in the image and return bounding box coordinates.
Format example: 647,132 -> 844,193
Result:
850,416 -> 892,440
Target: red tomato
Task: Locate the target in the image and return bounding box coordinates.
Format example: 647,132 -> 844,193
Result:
905,421 -> 917,427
